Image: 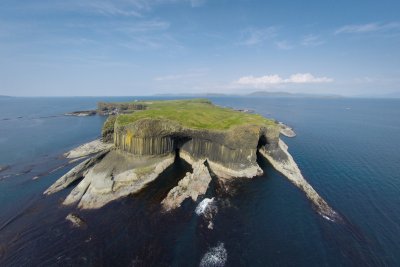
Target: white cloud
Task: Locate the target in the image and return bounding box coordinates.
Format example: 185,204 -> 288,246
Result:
275,40 -> 294,50
239,27 -> 278,46
189,0 -> 206,7
335,22 -> 400,34
301,34 -> 324,47
117,20 -> 170,32
235,73 -> 334,88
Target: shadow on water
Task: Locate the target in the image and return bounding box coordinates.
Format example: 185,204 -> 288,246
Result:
0,157 -> 193,266
0,150 -> 391,266
256,151 -> 388,266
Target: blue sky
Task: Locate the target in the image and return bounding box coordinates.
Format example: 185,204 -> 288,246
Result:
0,0 -> 399,96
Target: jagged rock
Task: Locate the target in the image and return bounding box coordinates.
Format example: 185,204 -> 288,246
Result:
64,139 -> 113,159
259,139 -> 340,221
62,150 -> 175,209
162,161 -> 212,211
278,122 -> 296,137
66,213 -> 86,228
44,150 -> 109,195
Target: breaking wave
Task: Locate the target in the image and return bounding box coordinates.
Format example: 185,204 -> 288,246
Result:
200,242 -> 227,267
195,198 -> 215,215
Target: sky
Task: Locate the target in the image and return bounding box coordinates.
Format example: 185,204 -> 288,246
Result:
0,0 -> 399,97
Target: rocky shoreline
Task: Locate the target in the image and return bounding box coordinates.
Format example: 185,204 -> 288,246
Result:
65,110 -> 97,117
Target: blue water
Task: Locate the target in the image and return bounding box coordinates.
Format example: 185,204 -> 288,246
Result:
0,97 -> 399,266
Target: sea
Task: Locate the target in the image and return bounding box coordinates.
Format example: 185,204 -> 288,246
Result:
0,96 -> 399,266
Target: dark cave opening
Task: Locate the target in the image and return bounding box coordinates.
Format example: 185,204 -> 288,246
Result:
257,135 -> 267,149
172,136 -> 192,160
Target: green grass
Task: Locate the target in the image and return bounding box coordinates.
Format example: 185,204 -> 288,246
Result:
115,99 -> 275,130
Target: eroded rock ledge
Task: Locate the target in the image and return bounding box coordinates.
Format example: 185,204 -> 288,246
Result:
161,159 -> 212,211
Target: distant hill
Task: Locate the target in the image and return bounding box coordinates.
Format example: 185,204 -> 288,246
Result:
245,91 -> 343,98
0,95 -> 12,98
153,91 -> 343,99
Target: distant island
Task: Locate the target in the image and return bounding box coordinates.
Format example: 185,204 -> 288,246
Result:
154,91 -> 343,99
45,99 -> 340,222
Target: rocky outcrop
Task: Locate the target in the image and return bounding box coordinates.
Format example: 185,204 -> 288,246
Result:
259,139 -> 340,221
65,110 -> 97,117
44,150 -> 109,195
64,139 -> 113,159
63,150 -> 175,209
161,160 -> 212,211
101,116 -> 117,142
97,102 -> 146,116
278,122 -> 296,137
66,213 -> 86,228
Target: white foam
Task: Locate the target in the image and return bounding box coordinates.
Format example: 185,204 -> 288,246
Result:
195,198 -> 215,215
200,242 -> 227,267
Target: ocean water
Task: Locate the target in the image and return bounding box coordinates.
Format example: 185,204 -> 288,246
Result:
0,96 -> 399,266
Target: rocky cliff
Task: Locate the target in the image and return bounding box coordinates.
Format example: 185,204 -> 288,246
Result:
113,118 -> 280,178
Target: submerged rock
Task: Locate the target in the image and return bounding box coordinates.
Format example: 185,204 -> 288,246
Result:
278,122 -> 296,137
64,139 -> 113,159
0,165 -> 10,173
162,160 -> 212,211
66,213 -> 86,228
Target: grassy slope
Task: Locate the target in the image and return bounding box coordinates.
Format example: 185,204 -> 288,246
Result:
116,99 -> 275,130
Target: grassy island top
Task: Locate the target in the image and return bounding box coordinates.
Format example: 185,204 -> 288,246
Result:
115,99 -> 275,130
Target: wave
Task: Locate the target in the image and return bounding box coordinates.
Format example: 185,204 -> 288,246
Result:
200,242 -> 227,267
195,198 -> 216,216
195,198 -> 218,229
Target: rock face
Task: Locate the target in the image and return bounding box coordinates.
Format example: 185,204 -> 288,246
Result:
44,150 -> 109,195
114,119 -> 280,179
63,151 -> 175,209
64,139 -> 113,159
161,160 -> 212,211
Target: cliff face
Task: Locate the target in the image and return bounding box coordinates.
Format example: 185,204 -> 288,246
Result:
113,118 -> 280,178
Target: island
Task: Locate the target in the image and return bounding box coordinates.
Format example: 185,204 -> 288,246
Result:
45,99 -> 340,221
